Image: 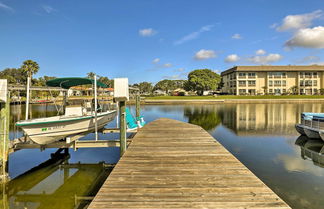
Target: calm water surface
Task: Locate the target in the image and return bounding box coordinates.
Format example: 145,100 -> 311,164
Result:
3,103 -> 324,209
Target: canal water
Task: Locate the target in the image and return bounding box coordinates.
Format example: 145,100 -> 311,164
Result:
3,103 -> 324,209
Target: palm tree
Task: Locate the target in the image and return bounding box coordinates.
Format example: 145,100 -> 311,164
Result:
87,72 -> 96,79
21,60 -> 39,80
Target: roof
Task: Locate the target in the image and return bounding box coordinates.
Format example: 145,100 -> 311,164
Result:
221,65 -> 324,76
46,77 -> 107,89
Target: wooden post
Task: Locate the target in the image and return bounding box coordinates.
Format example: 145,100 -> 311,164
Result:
119,101 -> 126,157
0,92 -> 10,181
135,94 -> 140,118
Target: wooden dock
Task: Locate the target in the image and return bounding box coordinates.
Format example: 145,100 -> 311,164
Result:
88,118 -> 290,208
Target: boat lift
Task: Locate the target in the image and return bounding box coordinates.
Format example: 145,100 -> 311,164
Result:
0,77 -> 142,181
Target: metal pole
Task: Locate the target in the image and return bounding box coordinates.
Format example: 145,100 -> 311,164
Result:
119,101 -> 126,157
25,76 -> 31,120
135,94 -> 140,118
94,75 -> 98,141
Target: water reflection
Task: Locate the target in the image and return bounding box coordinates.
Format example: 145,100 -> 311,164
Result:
6,103 -> 324,209
218,103 -> 324,136
2,150 -> 111,209
295,136 -> 324,168
184,106 -> 221,130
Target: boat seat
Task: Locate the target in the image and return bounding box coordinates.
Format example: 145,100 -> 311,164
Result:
65,106 -> 83,116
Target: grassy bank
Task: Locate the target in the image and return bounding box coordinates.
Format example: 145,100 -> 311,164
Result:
145,95 -> 324,100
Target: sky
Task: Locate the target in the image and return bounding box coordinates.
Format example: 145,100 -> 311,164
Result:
0,0 -> 324,84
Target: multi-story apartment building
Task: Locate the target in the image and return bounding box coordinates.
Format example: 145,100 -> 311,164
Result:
221,65 -> 324,95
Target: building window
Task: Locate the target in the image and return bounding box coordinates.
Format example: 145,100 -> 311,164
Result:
239,89 -> 246,95
239,81 -> 246,87
313,72 -> 317,77
248,89 -> 256,95
274,80 -> 281,86
248,73 -> 256,78
314,80 -> 317,86
305,72 -> 312,78
269,81 -> 273,86
269,89 -> 273,93
248,80 -> 256,86
239,73 -> 246,78
300,72 -> 304,78
300,80 -> 304,86
305,80 -> 312,86
282,72 -> 286,78
283,89 -> 286,93
282,80 -> 286,86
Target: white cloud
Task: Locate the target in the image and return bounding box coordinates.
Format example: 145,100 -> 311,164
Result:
163,75 -> 181,80
194,49 -> 217,60
247,53 -> 283,64
0,2 -> 14,12
163,63 -> 172,68
139,28 -> 157,37
297,55 -> 321,64
42,5 -> 57,14
225,54 -> 240,63
276,10 -> 322,31
256,49 -> 266,55
163,72 -> 188,80
285,26 -> 324,49
152,58 -> 160,64
174,25 -> 214,45
174,68 -> 185,72
231,33 -> 242,39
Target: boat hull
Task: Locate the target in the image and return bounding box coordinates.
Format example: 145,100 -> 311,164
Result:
304,127 -> 321,139
20,111 -> 117,145
295,124 -> 306,135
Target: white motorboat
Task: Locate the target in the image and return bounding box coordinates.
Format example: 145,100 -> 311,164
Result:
16,77 -> 116,145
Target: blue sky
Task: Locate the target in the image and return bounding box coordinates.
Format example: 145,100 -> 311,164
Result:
0,0 -> 323,84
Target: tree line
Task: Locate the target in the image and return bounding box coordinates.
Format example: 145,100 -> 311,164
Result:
132,69 -> 221,96
0,60 -> 113,88
1,60 -> 222,96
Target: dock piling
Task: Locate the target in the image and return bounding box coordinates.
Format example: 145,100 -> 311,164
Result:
135,94 -> 140,118
0,79 -> 10,181
119,101 -> 126,157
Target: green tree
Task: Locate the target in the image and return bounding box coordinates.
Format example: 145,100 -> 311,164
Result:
138,82 -> 153,94
187,69 -> 221,95
0,68 -> 26,84
154,80 -> 175,94
87,72 -> 96,78
21,60 -> 39,80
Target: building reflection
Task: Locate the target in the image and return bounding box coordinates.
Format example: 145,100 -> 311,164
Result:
219,103 -> 324,136
295,136 -> 324,168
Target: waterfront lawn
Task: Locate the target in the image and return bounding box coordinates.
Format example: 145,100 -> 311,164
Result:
145,95 -> 324,100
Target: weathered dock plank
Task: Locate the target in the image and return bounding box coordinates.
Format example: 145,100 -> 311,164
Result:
89,118 -> 290,209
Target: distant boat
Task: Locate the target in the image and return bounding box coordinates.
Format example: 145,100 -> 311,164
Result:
16,77 -> 117,145
295,113 -> 324,140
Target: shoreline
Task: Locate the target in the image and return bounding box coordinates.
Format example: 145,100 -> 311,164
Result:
139,98 -> 324,104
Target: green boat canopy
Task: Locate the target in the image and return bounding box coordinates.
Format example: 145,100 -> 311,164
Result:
46,77 -> 107,89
